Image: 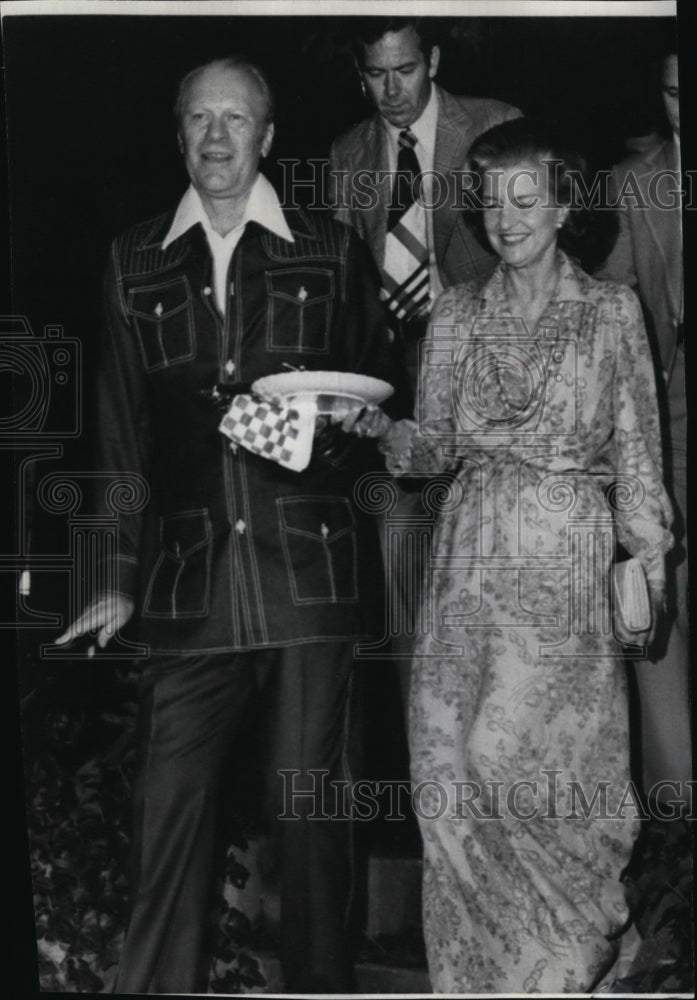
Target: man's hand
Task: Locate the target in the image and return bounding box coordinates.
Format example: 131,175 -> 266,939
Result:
336,403 -> 394,439
615,579 -> 666,648
55,593 -> 135,657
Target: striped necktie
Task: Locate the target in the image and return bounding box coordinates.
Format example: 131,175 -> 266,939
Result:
382,128 -> 430,323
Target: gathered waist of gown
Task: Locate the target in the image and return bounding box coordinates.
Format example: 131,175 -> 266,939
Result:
458,449 -> 612,489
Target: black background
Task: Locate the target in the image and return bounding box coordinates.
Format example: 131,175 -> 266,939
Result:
2,13 -> 681,367
4,7 -> 695,998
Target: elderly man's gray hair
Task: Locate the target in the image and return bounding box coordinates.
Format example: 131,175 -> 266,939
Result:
174,56 -> 275,127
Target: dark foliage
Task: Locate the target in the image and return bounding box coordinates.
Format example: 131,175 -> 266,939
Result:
619,815 -> 694,993
23,666 -> 264,993
26,670 -> 138,991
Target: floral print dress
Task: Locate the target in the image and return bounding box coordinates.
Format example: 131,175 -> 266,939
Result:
384,253 -> 673,993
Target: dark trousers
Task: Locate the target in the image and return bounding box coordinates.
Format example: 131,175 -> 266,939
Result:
113,642 -> 357,994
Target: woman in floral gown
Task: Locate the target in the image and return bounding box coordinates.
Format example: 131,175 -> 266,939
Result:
344,120 -> 673,993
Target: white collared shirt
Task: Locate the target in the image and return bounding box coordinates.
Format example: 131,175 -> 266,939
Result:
382,85 -> 443,300
162,174 -> 294,313
383,84 -> 439,175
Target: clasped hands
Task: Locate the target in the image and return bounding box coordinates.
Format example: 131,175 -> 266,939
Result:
251,392 -> 394,442
51,402 -> 666,655
329,401 -> 394,440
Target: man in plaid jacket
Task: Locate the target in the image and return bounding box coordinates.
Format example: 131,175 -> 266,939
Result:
58,56 -> 395,994
329,18 -> 520,390
328,19 -> 521,706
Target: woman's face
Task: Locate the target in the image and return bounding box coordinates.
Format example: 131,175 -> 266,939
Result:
480,160 -> 568,271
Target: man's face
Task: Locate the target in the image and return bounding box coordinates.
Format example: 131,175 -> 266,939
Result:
661,54 -> 679,137
359,27 -> 440,129
178,64 -> 273,204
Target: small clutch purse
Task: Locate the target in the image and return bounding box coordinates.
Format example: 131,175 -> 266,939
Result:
612,557 -> 651,633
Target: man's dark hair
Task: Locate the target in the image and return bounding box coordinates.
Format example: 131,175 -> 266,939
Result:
351,18 -> 440,67
174,56 -> 275,129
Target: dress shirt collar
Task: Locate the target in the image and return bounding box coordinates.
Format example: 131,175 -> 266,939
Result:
161,173 -> 294,249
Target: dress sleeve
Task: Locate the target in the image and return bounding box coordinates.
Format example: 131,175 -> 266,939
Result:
610,285 -> 673,582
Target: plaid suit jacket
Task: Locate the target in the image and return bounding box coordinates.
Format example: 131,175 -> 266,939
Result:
328,86 -> 521,289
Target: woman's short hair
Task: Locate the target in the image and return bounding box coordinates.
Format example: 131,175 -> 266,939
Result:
466,117 -> 592,262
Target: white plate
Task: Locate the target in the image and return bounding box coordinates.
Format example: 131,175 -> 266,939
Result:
252,371 -> 394,406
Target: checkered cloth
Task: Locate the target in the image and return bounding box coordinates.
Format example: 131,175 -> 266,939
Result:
219,394 -> 318,472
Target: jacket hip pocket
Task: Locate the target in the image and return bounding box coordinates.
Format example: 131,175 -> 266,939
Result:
143,508 -> 212,619
265,268 -> 334,354
278,496 -> 358,604
128,276 -> 195,372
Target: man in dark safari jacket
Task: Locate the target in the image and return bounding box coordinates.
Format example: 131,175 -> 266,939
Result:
58,56 -> 393,994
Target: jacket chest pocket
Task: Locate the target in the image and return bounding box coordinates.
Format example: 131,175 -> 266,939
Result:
265,268 -> 334,354
128,276 -> 195,372
278,496 -> 358,604
143,509 -> 211,619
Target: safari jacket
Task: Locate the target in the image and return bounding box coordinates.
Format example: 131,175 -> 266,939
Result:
97,203 -> 393,653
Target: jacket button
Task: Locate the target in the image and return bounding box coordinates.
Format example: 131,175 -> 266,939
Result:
203,286 -> 212,296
